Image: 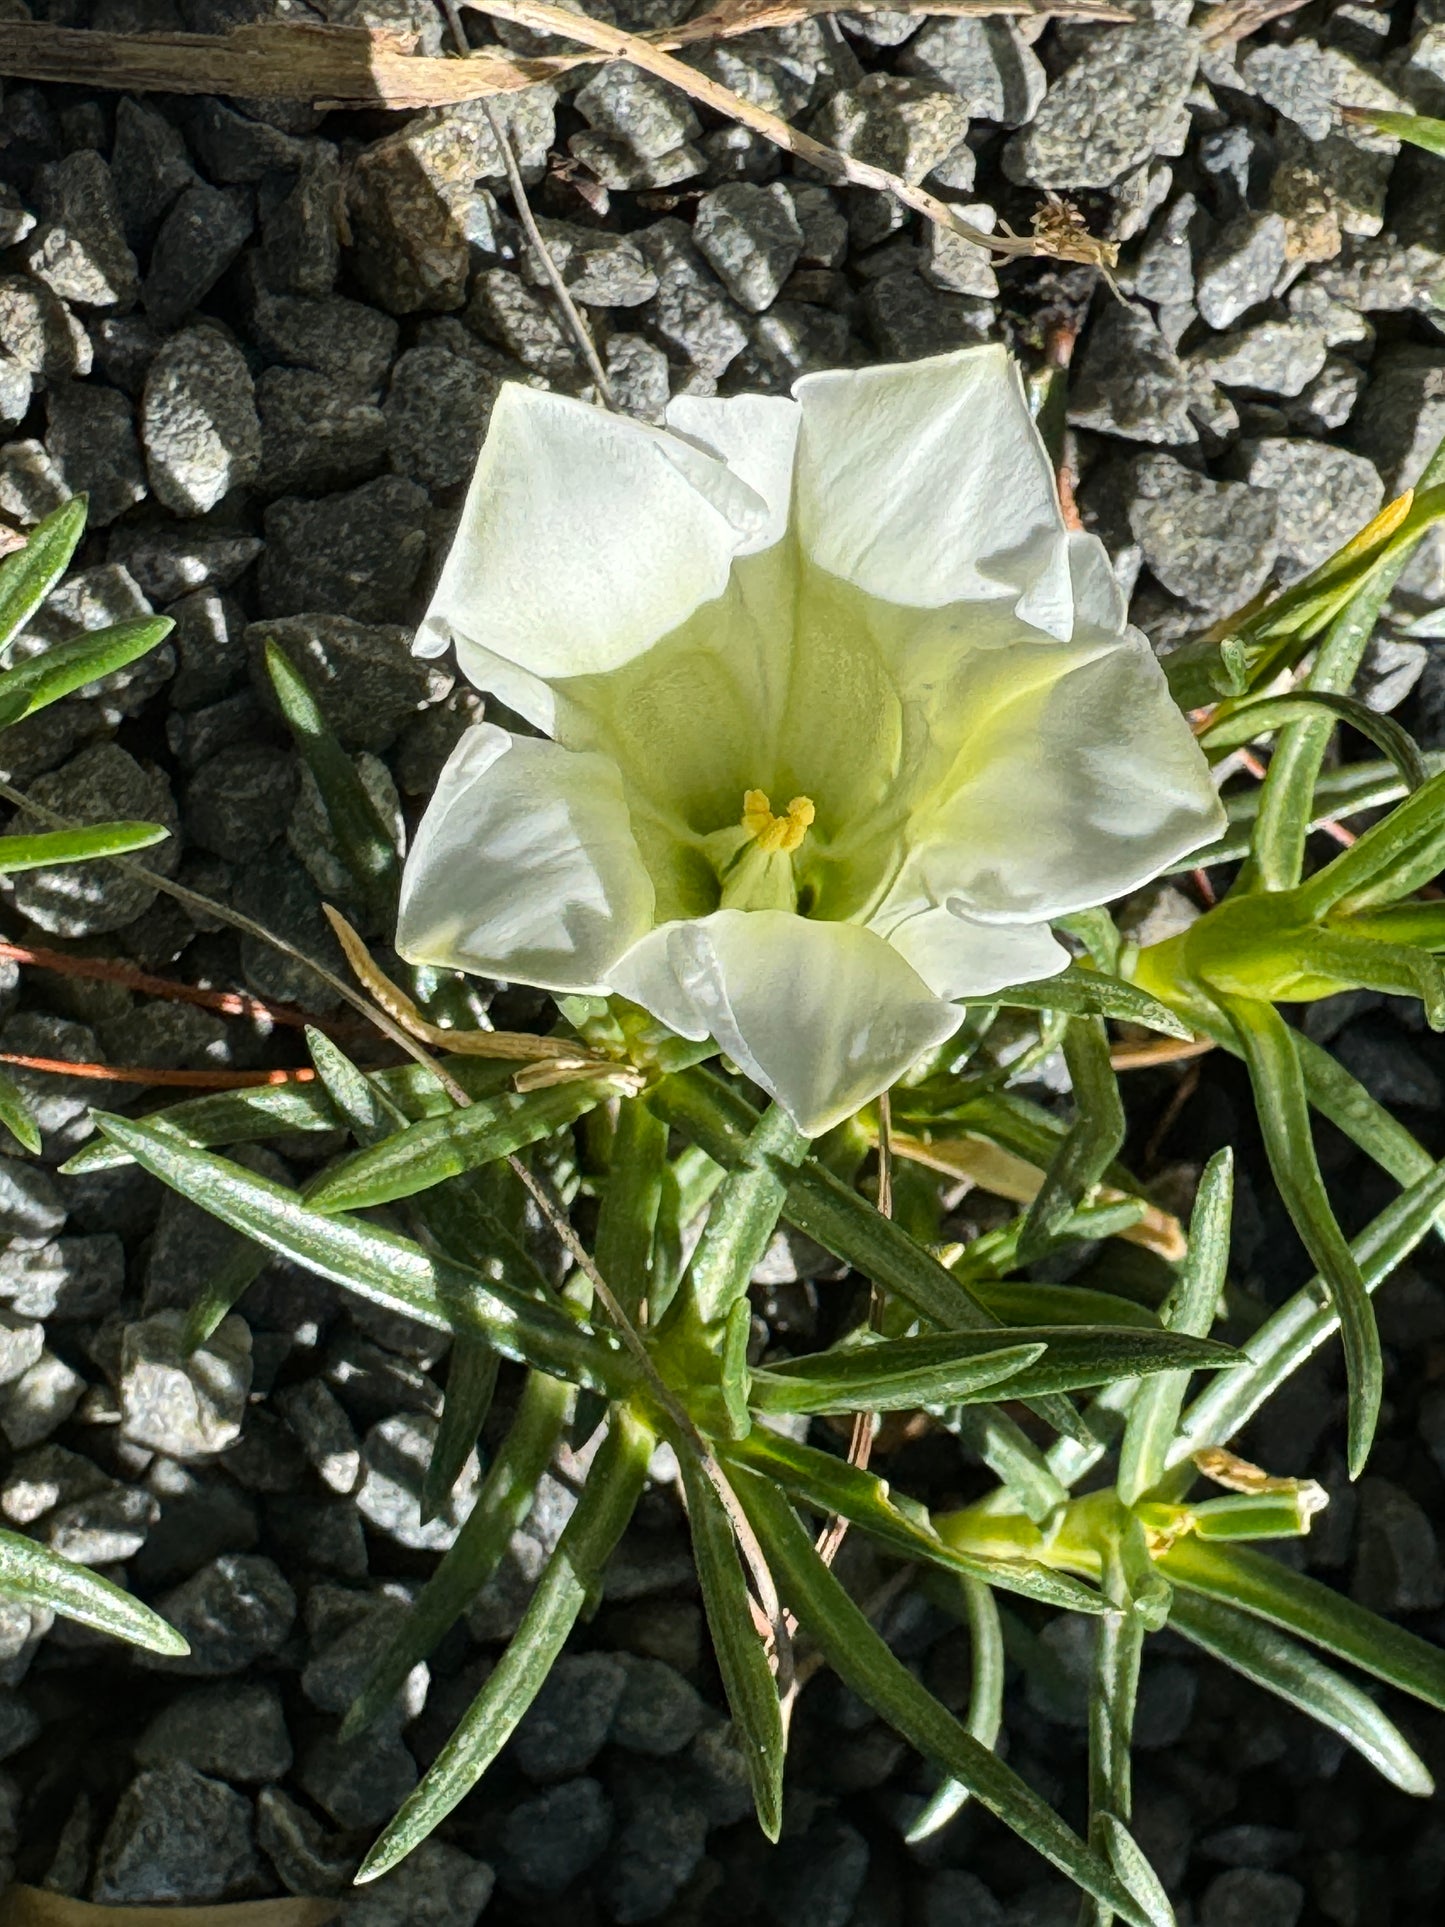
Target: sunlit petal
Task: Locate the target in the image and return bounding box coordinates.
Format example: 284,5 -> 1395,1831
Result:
397,724 -> 654,993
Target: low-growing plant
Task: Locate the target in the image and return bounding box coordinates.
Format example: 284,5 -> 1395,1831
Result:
0,496 -> 186,1661
60,349 -> 1445,1920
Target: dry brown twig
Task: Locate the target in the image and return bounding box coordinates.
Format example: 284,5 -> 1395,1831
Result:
469,0 -> 1118,268
0,0 -> 1132,106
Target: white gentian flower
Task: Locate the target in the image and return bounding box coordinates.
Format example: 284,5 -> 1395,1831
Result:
398,345 -> 1224,1136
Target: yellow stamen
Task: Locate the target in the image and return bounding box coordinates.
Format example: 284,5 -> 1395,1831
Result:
742,788 -> 815,855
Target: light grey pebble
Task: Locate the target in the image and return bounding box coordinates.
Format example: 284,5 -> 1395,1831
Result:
384,344 -> 507,494
143,182 -> 254,330
1067,300 -> 1199,445
23,151 -> 139,309
1195,211 -> 1289,329
513,1651 -> 628,1780
1002,25 -> 1197,189
261,143 -> 343,298
693,181 -> 804,312
810,73 -> 970,184
147,1552 -> 297,1675
119,1310 -> 253,1459
257,1784 -> 358,1898
142,324 -> 262,516
136,1680 -> 293,1783
45,380 -> 147,526
111,95 -> 194,249
355,1411 -> 480,1552
500,1776 -> 613,1897
1193,319 -> 1328,397
1126,451 -> 1280,615
1237,437 -> 1383,577
899,17 -> 1045,125
341,1838 -> 495,1926
10,743 -> 179,938
0,271 -> 92,379
91,1762 -> 262,1906
255,364 -> 388,495
259,475 -> 430,621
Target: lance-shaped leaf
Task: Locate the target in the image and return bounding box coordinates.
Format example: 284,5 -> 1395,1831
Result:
265,638 -> 402,918
91,1113 -> 634,1396
0,1068 -> 40,1155
358,1409 -> 653,1880
304,1080 -> 615,1211
596,1096 -> 668,1323
977,966 -> 1192,1040
1159,1536 -> 1445,1713
683,1100 -> 809,1330
651,1068 -> 1090,1486
726,1426 -> 1101,1614
1202,690 -> 1426,792
345,1366 -> 574,1739
750,1326 -> 1233,1417
1018,1016 -> 1125,1263
0,821 -> 169,873
1117,1148 -> 1233,1506
0,496 -> 87,650
0,614 -> 173,718
1173,755 -> 1444,875
1080,1543 -> 1148,1927
907,1571 -> 1004,1840
733,1470 -> 1151,1927
0,1525 -> 188,1656
678,1446 -> 785,1840
1222,996 -> 1380,1477
1174,1142 -> 1445,1463
1168,1586 -> 1433,1795
1342,104 -> 1445,155
1297,766 -> 1445,917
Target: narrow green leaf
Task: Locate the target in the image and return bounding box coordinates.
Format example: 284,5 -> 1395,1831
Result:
750,1327 -> 1233,1417
92,1112 -> 634,1396
344,1367 -> 574,1739
1173,756 -> 1445,875
734,1471 -> 1150,1927
906,1573 -> 1004,1840
684,1100 -> 809,1329
0,496 -> 87,652
0,820 -> 169,873
0,1524 -> 188,1656
1117,1148 -> 1233,1506
1160,1536 -> 1445,1714
750,1339 -> 1045,1415
357,1409 -> 652,1880
1297,766 -> 1445,917
1224,996 -> 1380,1477
1203,691 -> 1426,792
307,1025 -> 406,1137
265,639 -> 401,915
978,971 -> 1194,1048
651,1068 -> 1089,1494
0,1069 -> 40,1155
62,1083 -> 343,1173
423,1341 -> 500,1527
305,1081 -> 613,1212
0,614 -> 173,718
678,1448 -> 785,1840
1081,1543 -> 1147,1927
1174,1145 -> 1445,1464
1101,1815 -> 1174,1927
1342,105 -> 1445,156
726,1427 -> 1102,1614
596,1097 -> 668,1324
966,1276 -> 1158,1330
1168,1585 -> 1433,1795
1018,1017 -> 1126,1263
977,967 -> 1192,1040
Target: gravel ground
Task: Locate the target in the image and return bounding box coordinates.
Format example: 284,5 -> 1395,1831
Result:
0,0 -> 1444,1919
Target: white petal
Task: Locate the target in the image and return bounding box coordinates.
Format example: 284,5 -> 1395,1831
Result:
792,345 -> 1075,639
1068,529 -> 1128,636
884,905 -> 1068,1001
665,393 -> 801,556
396,723 -> 654,994
917,631 -> 1226,924
421,385 -> 771,720
611,910 -> 962,1135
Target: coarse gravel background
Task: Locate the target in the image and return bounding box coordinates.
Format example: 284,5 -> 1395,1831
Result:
0,0 -> 1443,1919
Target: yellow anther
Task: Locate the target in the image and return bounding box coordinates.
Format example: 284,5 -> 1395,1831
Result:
741,789 -> 815,855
